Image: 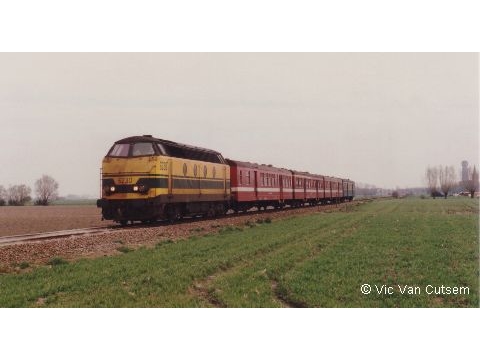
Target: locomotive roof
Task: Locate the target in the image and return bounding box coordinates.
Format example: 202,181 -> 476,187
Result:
115,135 -> 222,155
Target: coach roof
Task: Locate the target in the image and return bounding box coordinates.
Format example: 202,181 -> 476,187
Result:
226,159 -> 291,174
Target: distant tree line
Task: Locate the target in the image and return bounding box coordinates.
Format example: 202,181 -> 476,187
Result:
425,164 -> 478,199
462,165 -> 479,198
0,175 -> 59,206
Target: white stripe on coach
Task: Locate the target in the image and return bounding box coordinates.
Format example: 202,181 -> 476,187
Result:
231,187 -> 297,192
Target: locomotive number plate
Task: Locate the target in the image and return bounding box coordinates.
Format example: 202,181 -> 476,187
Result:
159,161 -> 168,171
118,177 -> 133,184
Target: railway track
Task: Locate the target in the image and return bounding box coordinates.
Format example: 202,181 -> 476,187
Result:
0,226 -> 119,246
0,200 -> 363,247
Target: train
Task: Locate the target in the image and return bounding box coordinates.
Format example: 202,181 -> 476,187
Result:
96,135 -> 355,225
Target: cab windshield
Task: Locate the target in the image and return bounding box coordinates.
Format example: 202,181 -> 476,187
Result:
108,143 -> 130,157
108,142 -> 158,157
132,142 -> 155,156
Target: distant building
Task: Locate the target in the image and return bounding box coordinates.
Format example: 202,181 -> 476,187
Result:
461,160 -> 469,182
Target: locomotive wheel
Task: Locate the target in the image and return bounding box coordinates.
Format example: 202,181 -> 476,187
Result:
206,207 -> 216,218
166,204 -> 181,223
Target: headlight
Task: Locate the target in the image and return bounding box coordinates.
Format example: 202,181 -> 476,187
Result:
133,185 -> 139,192
110,186 -> 116,192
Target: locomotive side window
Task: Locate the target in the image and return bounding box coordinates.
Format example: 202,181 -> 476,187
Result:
132,142 -> 156,156
239,170 -> 243,185
156,143 -> 167,155
109,143 -> 130,157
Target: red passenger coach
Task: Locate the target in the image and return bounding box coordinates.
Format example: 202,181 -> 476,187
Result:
324,176 -> 343,201
291,171 -> 320,205
226,159 -> 292,212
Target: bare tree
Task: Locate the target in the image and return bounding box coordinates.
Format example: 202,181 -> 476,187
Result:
7,184 -> 32,205
438,165 -> 457,199
0,185 -> 6,206
34,175 -> 59,205
425,166 -> 439,198
464,166 -> 479,198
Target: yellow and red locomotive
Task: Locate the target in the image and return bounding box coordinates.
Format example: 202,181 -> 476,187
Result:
97,135 -> 230,225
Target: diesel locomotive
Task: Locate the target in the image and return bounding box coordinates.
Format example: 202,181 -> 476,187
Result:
97,135 -> 354,224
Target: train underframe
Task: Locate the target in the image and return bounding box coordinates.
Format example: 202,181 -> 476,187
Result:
97,197 -> 229,225
230,196 -> 353,213
98,195 -> 354,225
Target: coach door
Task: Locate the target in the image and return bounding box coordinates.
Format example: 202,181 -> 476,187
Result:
303,178 -> 307,200
254,171 -> 258,200
279,175 -> 284,201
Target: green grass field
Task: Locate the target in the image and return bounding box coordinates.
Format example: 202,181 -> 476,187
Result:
0,198 -> 478,307
50,199 -> 97,206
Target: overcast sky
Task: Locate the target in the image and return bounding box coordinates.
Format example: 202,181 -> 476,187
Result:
0,53 -> 478,197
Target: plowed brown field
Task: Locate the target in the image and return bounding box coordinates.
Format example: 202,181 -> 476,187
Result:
0,206 -> 111,236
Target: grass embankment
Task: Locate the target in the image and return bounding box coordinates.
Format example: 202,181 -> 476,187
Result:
0,198 -> 478,307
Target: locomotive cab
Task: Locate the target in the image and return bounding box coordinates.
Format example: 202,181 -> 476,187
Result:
97,135 -> 230,224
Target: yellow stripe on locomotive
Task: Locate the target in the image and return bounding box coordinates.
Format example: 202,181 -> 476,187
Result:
102,156 -> 230,200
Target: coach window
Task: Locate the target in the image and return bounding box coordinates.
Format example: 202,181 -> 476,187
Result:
247,171 -> 250,185
240,171 -> 243,185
